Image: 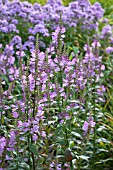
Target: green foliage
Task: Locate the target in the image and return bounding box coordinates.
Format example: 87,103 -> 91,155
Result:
21,0 -> 74,6
21,0 -> 47,5
62,0 -> 74,6
34,0 -> 47,5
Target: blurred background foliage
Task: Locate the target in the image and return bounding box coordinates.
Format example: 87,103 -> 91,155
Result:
24,0 -> 47,5
21,0 -> 74,6
22,0 -> 113,12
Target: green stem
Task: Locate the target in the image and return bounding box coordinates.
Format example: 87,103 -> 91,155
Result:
70,160 -> 74,170
93,84 -> 96,159
28,136 -> 32,169
31,137 -> 36,170
32,153 -> 36,170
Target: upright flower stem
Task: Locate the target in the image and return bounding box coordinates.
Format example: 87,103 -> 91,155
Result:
0,75 -> 3,125
26,56 -> 33,169
70,160 -> 74,170
31,35 -> 39,170
93,80 -> 96,159
93,42 -> 99,160
33,34 -> 39,118
32,146 -> 36,170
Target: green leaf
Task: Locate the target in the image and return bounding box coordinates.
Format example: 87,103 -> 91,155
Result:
29,144 -> 39,156
97,138 -> 111,144
79,155 -> 89,161
71,132 -> 82,139
69,55 -> 73,60
14,156 -> 28,162
2,74 -> 9,84
73,46 -> 78,55
69,141 -> 75,148
19,162 -> 30,169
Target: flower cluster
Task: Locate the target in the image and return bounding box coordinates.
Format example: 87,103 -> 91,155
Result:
82,117 -> 96,136
0,137 -> 6,157
0,0 -> 105,50
0,26 -> 105,169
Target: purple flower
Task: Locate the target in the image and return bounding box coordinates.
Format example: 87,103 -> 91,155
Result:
82,121 -> 89,133
12,19 -> 18,24
32,134 -> 38,141
12,112 -> 19,118
4,44 -> 14,56
82,117 -> 96,135
31,125 -> 39,133
33,24 -> 48,36
12,36 -> 21,43
28,74 -> 35,92
101,65 -> 105,71
50,91 -> 57,99
8,24 -> 17,32
8,56 -> 15,64
18,12 -> 27,18
97,85 -> 106,95
0,44 -> 2,48
1,27 -> 8,33
52,26 -> 65,44
102,25 -> 112,36
106,47 -> 113,54
91,40 -> 101,48
16,51 -> 25,57
8,67 -> 14,74
0,137 -> 6,156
